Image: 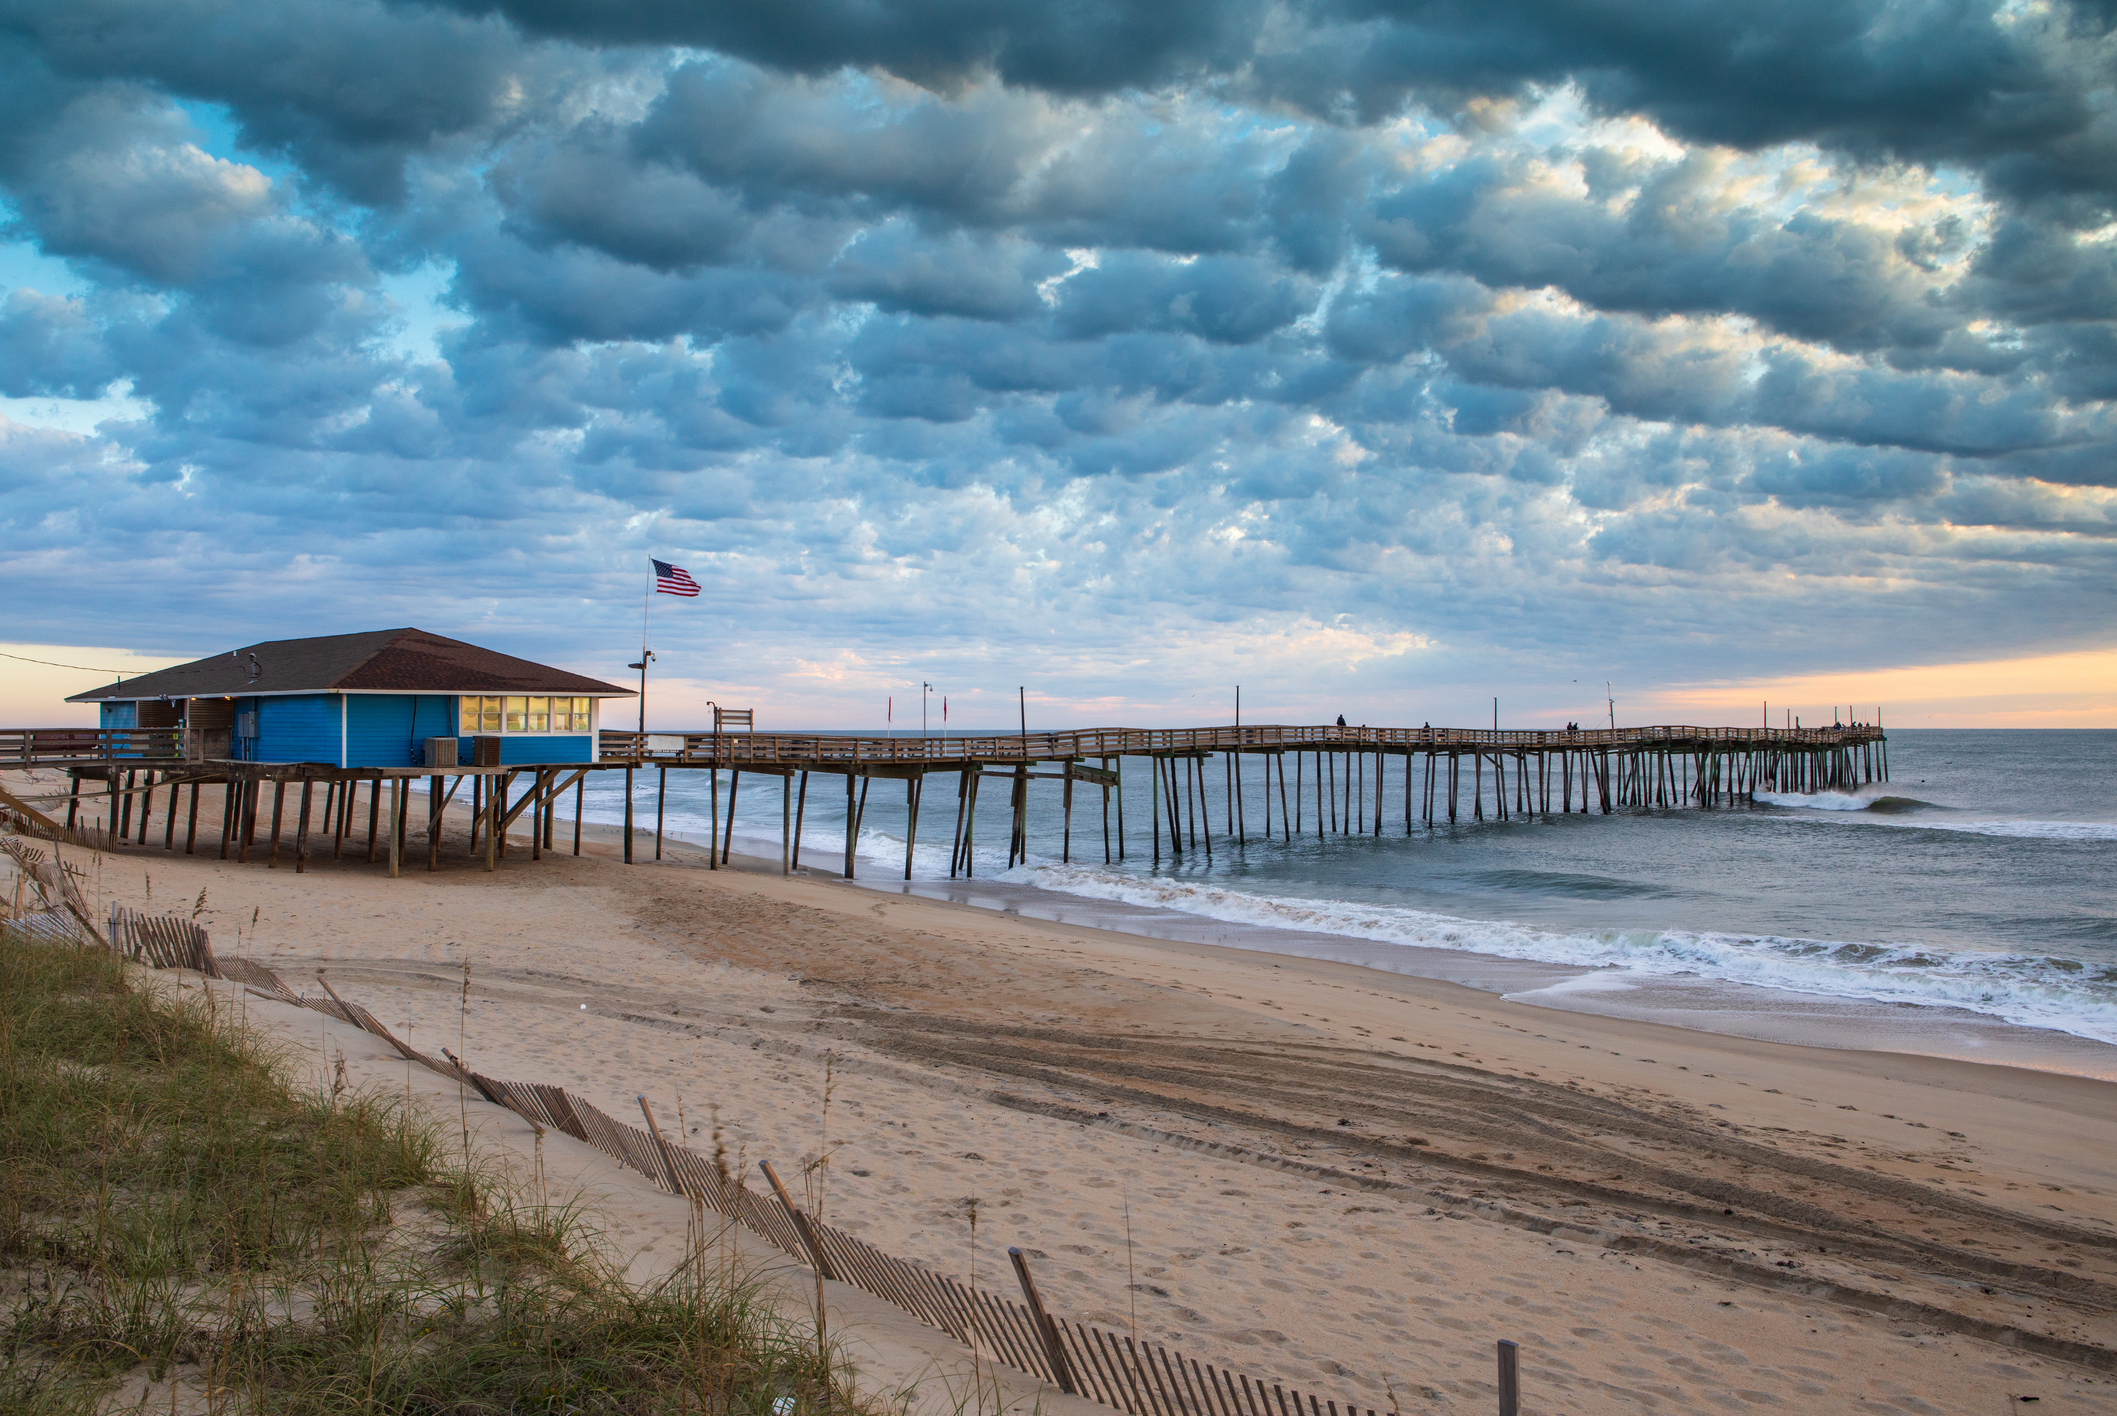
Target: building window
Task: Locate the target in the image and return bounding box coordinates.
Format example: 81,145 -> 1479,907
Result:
459,696 -> 594,734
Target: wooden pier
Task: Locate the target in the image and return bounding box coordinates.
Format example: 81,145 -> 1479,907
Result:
1,721 -> 1887,882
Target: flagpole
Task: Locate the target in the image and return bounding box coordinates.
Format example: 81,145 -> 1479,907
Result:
639,569 -> 651,735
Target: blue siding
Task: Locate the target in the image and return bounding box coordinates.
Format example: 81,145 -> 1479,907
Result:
100,702 -> 137,729
456,734 -> 594,765
246,693 -> 342,764
345,694 -> 457,768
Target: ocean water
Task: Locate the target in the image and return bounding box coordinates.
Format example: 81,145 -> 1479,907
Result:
578,729 -> 2117,1054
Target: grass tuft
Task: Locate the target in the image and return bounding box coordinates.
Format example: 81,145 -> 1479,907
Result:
0,921 -> 865,1415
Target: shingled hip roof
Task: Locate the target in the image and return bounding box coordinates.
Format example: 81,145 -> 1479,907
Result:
65,628 -> 633,702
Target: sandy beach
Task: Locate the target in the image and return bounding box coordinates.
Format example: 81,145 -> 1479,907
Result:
10,765 -> 2116,1415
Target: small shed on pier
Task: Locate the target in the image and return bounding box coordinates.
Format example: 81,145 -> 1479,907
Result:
65,628 -> 631,767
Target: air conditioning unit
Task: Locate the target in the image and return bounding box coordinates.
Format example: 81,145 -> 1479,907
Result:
422,736 -> 458,768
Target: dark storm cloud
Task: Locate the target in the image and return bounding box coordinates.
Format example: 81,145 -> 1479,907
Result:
7,0 -> 575,204
445,1 -> 2117,209
439,0 -> 1269,96
2,0 -> 2114,696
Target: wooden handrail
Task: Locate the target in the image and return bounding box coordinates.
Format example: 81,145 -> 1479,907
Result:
1,727 -> 187,765
590,721 -> 1885,766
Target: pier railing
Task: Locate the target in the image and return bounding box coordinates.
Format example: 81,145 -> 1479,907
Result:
1,727 -> 184,765
596,722 -> 1885,766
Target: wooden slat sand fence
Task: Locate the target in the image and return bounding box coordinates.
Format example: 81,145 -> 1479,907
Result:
2,839 -> 107,945
107,905 -> 214,972
48,909 -> 1403,1416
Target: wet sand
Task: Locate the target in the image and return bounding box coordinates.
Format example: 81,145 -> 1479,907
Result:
9,765 -> 2116,1414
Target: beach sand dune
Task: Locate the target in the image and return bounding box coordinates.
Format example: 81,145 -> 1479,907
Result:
12,766 -> 2115,1414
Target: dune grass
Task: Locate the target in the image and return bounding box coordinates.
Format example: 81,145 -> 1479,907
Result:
0,920 -> 855,1415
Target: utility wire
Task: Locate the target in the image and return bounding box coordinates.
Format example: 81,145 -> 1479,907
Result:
0,650 -> 128,674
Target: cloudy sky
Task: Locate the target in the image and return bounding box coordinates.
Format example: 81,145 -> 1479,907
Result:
5,1 -> 2116,728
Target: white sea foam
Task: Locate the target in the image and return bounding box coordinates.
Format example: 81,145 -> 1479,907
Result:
991,861 -> 2117,1046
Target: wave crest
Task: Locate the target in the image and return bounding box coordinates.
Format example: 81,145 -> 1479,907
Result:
1002,862 -> 2117,1046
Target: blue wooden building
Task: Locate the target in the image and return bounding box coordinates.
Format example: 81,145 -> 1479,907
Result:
67,628 -> 631,768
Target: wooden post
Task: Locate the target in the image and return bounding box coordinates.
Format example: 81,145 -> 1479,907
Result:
1062,764 -> 1073,863
240,776 -> 261,863
950,767 -> 970,878
295,778 -> 313,874
1279,751 -> 1291,841
387,778 -> 403,879
573,772 -> 583,856
623,766 -> 634,864
1009,1247 -> 1078,1395
1113,755 -> 1124,860
1497,1339 -> 1519,1416
1009,763 -> 1028,868
1172,754 -> 1187,852
495,772 -> 510,859
636,1096 -> 685,1194
66,773 -> 80,831
1233,748 -> 1245,843
469,775 -> 480,854
1375,748 -> 1384,835
758,1160 -> 835,1280
366,776 -> 381,862
1317,750 -> 1327,838
793,771 -> 809,869
531,768 -> 544,861
1150,757 -> 1161,864
185,779 -> 200,854
786,770 -> 796,876
722,772 -> 741,865
902,776 -> 919,879
855,774 -> 871,863
118,769 -> 134,840
137,771 -> 156,844
961,766 -> 980,876
429,775 -> 444,870
1197,756 -> 1212,857
163,776 -> 178,850
655,765 -> 666,861
843,770 -> 857,879
268,779 -> 287,868
486,773 -> 499,872
1102,757 -> 1113,864
708,766 -> 719,871
219,777 -> 236,859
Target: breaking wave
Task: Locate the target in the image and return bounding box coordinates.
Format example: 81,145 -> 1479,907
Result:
997,861 -> 2117,1046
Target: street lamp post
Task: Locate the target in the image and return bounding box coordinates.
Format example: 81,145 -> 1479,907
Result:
628,650 -> 656,736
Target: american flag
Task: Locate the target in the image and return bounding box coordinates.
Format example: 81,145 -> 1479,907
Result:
652,558 -> 700,597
